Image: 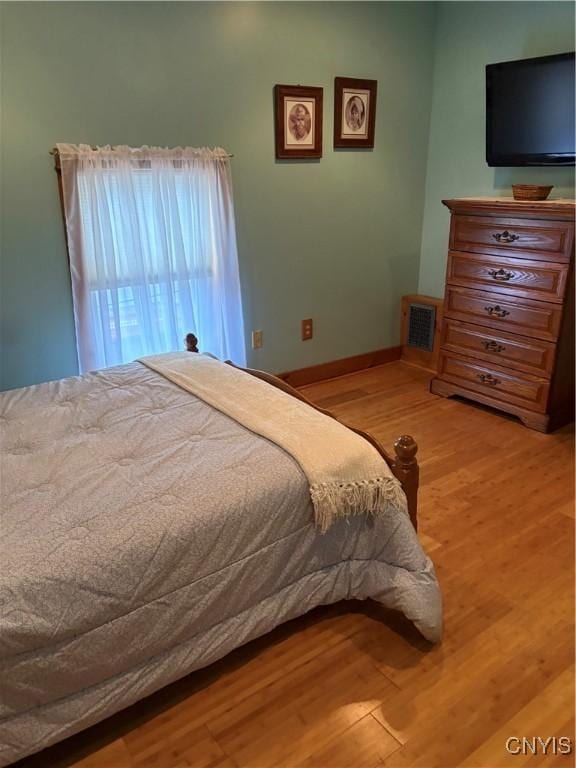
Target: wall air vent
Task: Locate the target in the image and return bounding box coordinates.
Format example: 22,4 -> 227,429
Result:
408,303 -> 436,351
401,295 -> 444,372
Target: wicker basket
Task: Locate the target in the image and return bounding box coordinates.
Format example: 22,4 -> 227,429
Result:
512,184 -> 553,201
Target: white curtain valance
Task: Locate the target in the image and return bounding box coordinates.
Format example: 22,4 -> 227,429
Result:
56,143 -> 232,162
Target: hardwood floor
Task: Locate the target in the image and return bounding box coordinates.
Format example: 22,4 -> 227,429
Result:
15,362 -> 574,768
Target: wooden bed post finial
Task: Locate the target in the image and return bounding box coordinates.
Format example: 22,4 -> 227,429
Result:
185,333 -> 199,353
394,434 -> 418,463
393,435 -> 419,531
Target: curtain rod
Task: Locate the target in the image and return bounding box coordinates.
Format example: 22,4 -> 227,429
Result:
49,147 -> 234,158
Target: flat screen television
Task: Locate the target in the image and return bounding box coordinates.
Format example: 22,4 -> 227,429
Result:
486,52 -> 575,167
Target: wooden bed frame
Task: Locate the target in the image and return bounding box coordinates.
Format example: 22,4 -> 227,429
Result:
224,360 -> 420,530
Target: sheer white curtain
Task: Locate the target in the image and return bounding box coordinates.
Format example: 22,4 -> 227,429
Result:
57,143 -> 246,372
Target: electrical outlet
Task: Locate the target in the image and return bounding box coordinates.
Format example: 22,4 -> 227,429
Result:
302,318 -> 313,341
251,330 -> 263,349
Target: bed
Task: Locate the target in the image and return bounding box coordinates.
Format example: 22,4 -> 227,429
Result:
0,353 -> 442,765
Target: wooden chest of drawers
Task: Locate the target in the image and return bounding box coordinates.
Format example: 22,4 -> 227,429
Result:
430,198 -> 575,432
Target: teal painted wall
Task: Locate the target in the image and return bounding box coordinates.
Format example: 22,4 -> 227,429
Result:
0,1 -> 437,390
3,2 -> 574,391
419,1 -> 576,298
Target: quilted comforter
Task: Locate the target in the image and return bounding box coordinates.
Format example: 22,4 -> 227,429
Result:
0,362 -> 442,765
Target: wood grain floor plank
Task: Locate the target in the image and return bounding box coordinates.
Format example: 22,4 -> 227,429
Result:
459,667 -> 574,767
294,713 -> 401,768
211,646 -> 396,766
68,739 -> 133,768
124,722 -> 225,767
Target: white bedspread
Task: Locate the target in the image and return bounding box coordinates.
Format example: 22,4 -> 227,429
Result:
0,362 -> 442,765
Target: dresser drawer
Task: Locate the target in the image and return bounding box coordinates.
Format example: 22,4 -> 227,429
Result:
451,215 -> 574,263
441,319 -> 556,378
444,287 -> 563,341
447,250 -> 569,303
438,352 -> 549,413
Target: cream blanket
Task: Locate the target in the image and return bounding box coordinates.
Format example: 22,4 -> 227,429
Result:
139,352 -> 407,531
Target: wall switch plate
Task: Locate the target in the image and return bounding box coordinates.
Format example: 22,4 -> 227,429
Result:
251,330 -> 263,349
301,318 -> 313,341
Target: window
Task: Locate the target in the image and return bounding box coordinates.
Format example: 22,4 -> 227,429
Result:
57,144 -> 246,372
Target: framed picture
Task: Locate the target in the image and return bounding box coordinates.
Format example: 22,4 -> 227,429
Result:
274,85 -> 323,159
334,77 -> 377,149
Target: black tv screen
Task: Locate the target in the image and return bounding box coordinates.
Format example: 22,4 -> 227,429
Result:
486,52 -> 575,167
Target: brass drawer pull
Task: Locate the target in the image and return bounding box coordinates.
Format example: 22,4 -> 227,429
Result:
482,340 -> 505,353
488,268 -> 515,281
484,305 -> 510,318
492,230 -> 519,244
478,373 -> 501,386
